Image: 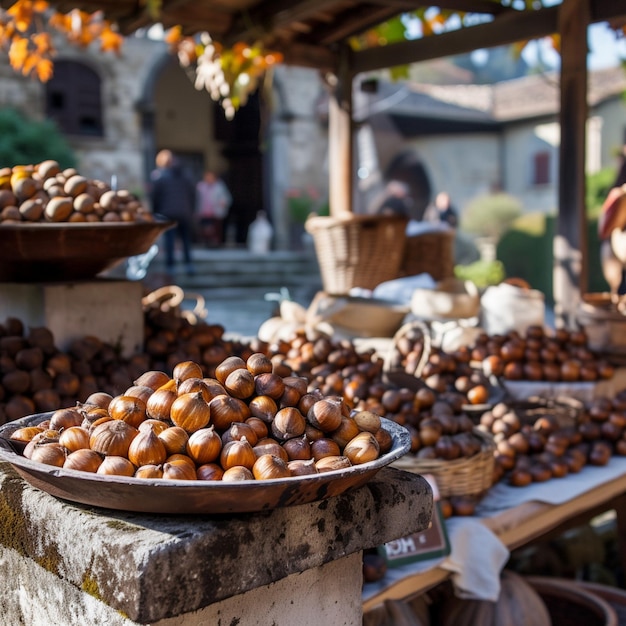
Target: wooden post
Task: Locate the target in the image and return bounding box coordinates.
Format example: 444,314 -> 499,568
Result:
554,0 -> 589,328
328,44 -> 354,216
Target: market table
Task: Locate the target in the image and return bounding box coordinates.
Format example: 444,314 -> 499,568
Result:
363,456 -> 626,612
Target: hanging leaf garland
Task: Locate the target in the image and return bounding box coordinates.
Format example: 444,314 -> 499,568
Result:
167,27 -> 283,119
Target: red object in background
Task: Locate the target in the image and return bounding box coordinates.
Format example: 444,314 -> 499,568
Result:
599,184 -> 626,240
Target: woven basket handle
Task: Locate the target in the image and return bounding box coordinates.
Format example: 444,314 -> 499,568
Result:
142,286 -> 209,325
142,285 -> 184,312
384,320 -> 432,378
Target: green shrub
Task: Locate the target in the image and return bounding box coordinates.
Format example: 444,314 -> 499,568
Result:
586,167 -> 617,219
497,212 -> 609,304
0,108 -> 75,168
513,211 -> 546,236
454,259 -> 505,287
498,226 -> 552,295
460,192 -> 523,240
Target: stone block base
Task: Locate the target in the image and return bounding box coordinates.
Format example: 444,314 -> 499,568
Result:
0,280 -> 144,357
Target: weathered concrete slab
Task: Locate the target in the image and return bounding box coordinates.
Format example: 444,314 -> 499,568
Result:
1,547 -> 364,626
0,280 -> 144,358
0,464 -> 432,623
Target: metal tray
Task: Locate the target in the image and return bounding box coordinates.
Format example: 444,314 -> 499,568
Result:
0,413 -> 410,515
0,218 -> 175,282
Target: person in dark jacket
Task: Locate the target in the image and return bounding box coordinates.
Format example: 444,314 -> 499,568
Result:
150,149 -> 196,275
433,191 -> 458,227
375,180 -> 412,217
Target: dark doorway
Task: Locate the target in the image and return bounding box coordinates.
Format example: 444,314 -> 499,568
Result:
215,91 -> 263,245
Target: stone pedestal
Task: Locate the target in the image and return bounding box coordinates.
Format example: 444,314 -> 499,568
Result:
0,465 -> 432,625
0,280 -> 144,358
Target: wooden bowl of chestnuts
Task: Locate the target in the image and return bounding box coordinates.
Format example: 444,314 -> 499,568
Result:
0,355 -> 411,514
0,160 -> 175,281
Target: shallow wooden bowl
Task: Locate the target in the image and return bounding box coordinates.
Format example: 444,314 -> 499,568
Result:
0,413 -> 410,515
0,218 -> 175,282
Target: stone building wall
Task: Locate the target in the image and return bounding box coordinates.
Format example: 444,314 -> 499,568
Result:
0,36 -> 331,244
0,34 -> 165,196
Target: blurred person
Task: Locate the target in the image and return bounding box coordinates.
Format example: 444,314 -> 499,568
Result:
374,180 -> 412,217
597,146 -> 626,299
150,149 -> 196,275
196,169 -> 232,246
425,191 -> 458,228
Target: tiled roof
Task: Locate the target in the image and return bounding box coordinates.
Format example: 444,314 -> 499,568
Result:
399,65 -> 626,122
360,80 -> 495,125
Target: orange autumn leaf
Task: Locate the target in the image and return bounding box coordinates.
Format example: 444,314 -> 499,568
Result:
549,33 -> 561,53
35,56 -> 53,81
165,25 -> 183,46
0,21 -> 17,44
265,51 -> 283,65
422,19 -> 434,37
67,24 -> 96,47
21,50 -> 40,75
7,0 -> 34,32
86,21 -> 104,39
364,30 -> 380,47
48,13 -> 72,31
32,31 -> 52,54
100,26 -> 123,54
8,36 -> 29,70
432,13 -> 447,28
232,42 -> 248,56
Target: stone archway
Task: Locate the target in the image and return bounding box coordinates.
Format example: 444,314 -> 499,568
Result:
384,150 -> 432,221
137,52 -> 264,246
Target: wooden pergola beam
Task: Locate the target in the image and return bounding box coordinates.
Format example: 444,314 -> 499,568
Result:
554,0 -> 590,328
352,5 -> 560,74
328,44 -> 355,217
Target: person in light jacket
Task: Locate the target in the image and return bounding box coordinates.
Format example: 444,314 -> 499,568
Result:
196,170 -> 232,246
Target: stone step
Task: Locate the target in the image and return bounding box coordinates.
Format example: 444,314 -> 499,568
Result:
146,246 -> 323,293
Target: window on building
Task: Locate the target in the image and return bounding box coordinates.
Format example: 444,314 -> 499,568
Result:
45,60 -> 103,136
532,151 -> 550,185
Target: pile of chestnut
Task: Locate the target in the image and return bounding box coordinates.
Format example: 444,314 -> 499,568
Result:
10,355 -> 393,482
479,391 -> 626,487
0,311 -> 254,425
387,322 -> 615,386
3,306 -> 626,513
0,160 -> 154,224
468,325 -> 615,383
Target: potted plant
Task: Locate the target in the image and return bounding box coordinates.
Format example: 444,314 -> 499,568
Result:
286,187 -> 328,249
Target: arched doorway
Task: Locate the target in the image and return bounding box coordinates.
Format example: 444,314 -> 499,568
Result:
215,91 -> 263,245
138,53 -> 264,245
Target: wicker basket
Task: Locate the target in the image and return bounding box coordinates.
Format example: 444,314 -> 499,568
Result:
305,213 -> 408,295
399,228 -> 455,281
577,292 -> 626,363
392,427 -> 496,498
